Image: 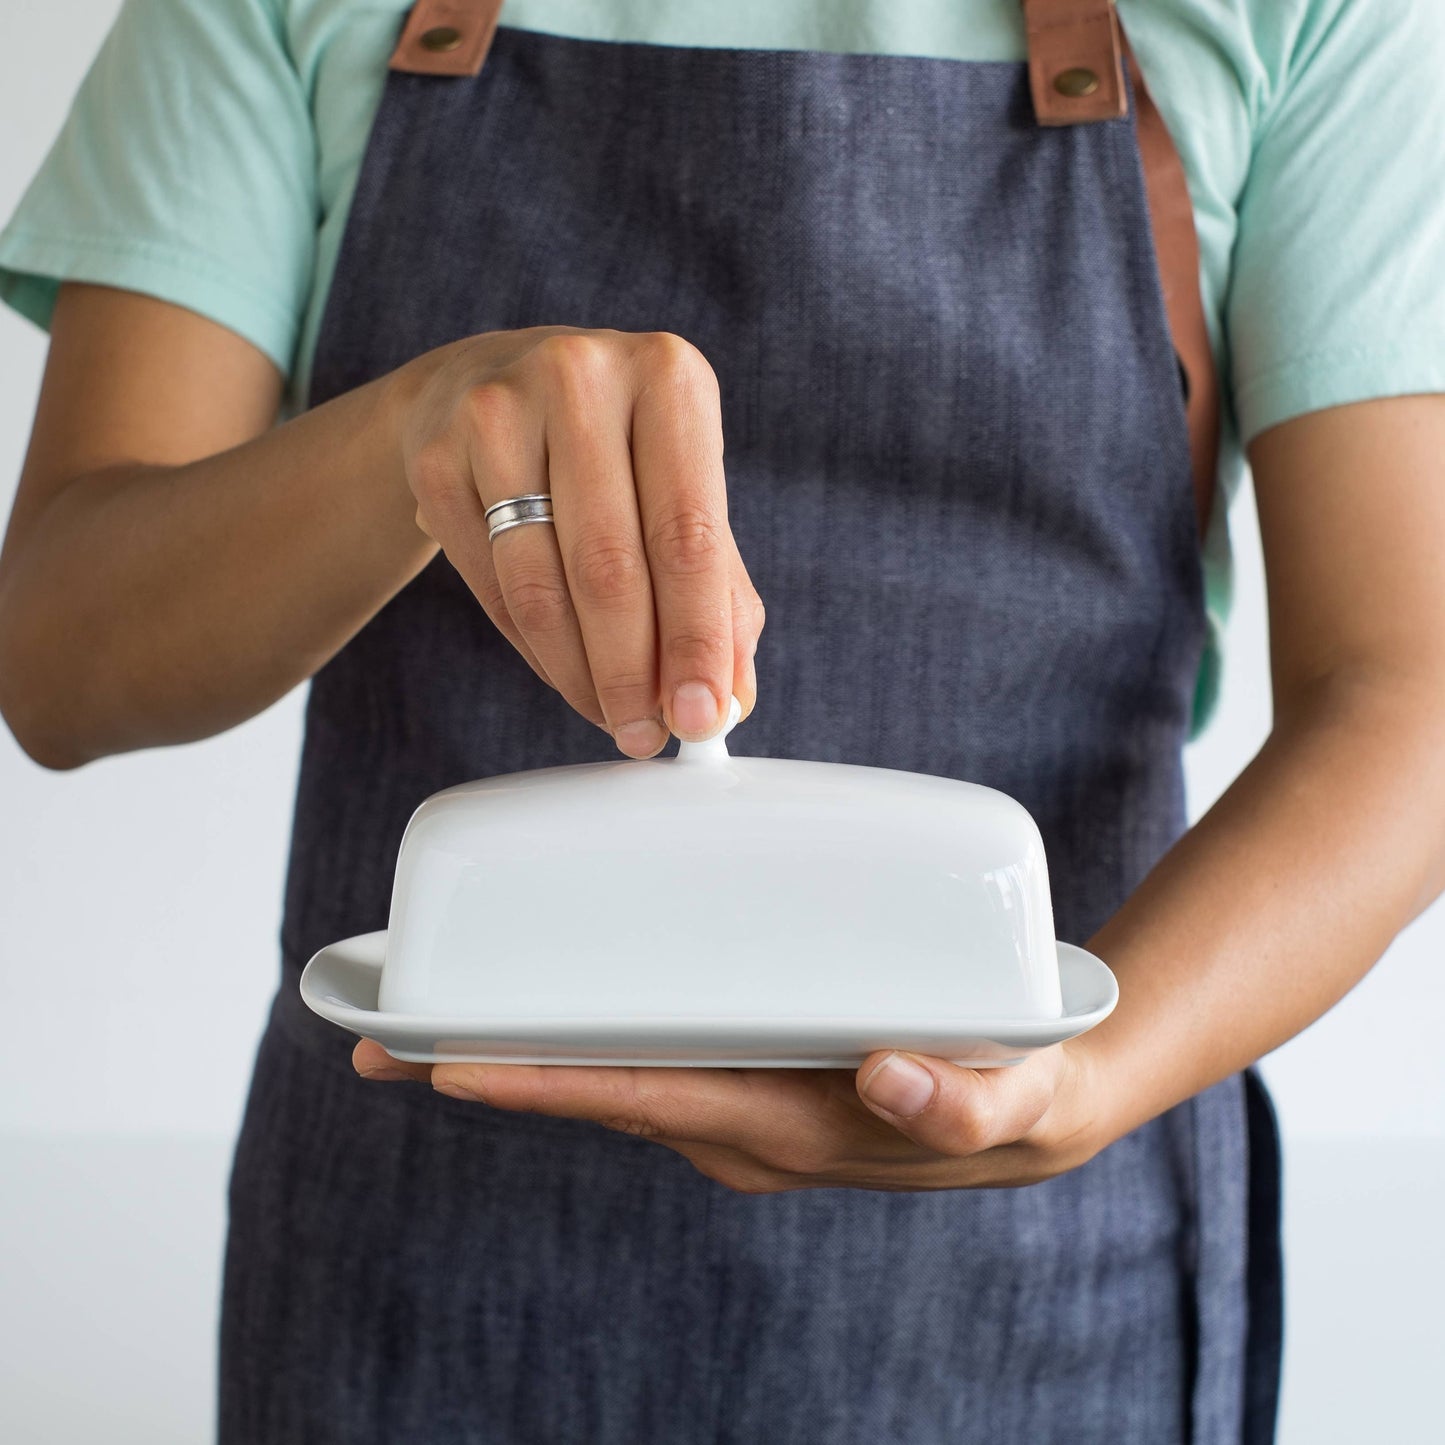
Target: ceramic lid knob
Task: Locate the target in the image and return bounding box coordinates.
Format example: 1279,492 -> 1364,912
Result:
675,694 -> 744,764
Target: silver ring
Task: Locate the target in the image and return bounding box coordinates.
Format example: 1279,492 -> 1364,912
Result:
485,493 -> 554,543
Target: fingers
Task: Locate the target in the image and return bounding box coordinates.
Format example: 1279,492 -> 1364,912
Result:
357,1038 -> 795,1194
545,338 -> 665,755
464,379 -> 606,729
429,1061 -> 743,1137
855,1049 -> 1063,1156
731,567 -> 765,720
630,334 -> 738,741
407,328 -> 764,749
352,1037 -> 432,1084
378,1046 -> 1075,1194
407,406 -> 554,693
428,1060 -> 814,1155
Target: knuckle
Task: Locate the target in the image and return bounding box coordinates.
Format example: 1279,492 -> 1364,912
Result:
535,331 -> 615,395
649,506 -> 726,577
594,665 -> 658,699
407,440 -> 459,506
569,536 -> 649,607
505,572 -> 572,636
940,1103 -> 996,1158
638,331 -> 717,393
742,590 -> 766,641
665,627 -> 731,679
595,669 -> 661,721
597,1079 -> 675,1141
599,1115 -> 664,1139
461,379 -> 525,440
475,572 -> 510,620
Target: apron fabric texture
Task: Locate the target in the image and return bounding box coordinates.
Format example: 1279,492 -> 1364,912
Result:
221,25 -> 1281,1444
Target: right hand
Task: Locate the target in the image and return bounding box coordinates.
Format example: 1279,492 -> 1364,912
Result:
394,326 -> 765,757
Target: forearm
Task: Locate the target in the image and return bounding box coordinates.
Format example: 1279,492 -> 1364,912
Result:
1081,667 -> 1445,1142
0,368 -> 435,767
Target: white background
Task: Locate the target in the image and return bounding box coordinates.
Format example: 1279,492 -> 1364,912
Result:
1,2 -> 1441,1440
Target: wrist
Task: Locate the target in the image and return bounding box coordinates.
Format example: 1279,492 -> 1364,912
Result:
1027,1035 -> 1117,1174
373,355 -> 444,560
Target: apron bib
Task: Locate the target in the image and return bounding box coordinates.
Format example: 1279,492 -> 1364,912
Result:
222,8 -> 1280,1441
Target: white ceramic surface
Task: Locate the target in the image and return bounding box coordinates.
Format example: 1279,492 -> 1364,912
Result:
301,930 -> 1118,1067
378,702 -> 1069,1023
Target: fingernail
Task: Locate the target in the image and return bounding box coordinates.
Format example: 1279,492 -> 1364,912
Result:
614,719 -> 668,757
359,1066 -> 412,1082
434,1081 -> 481,1103
862,1053 -> 936,1117
672,682 -> 720,738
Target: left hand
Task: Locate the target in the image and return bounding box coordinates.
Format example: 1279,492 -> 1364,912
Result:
351,1038 -> 1105,1193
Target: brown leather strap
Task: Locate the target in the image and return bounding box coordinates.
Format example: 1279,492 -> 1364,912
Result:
1123,35 -> 1219,533
1022,0 -> 1127,125
388,0 -> 503,77
1021,2 -> 1217,530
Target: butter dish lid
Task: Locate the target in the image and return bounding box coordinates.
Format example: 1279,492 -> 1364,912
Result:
378,700 -> 1067,1023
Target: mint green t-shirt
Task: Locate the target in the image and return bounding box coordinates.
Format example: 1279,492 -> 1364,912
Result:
3,0 -> 1445,731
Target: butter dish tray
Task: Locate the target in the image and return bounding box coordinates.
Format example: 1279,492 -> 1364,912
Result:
301,929 -> 1117,1068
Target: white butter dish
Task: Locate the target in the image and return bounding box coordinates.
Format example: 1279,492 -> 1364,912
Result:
300,703 -> 1117,1067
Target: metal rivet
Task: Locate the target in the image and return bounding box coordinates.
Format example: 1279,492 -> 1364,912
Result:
1053,67 -> 1101,99
419,25 -> 463,53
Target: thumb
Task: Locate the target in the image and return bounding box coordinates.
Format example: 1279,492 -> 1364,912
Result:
856,1050 -> 1046,1155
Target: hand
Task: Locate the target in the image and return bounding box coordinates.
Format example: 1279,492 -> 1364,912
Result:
392,326 -> 765,757
351,1039 -> 1105,1193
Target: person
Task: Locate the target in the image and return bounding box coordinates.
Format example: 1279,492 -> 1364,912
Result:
1,0 -> 1443,1440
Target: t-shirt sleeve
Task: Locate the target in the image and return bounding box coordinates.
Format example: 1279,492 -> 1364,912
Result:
0,0 -> 316,379
1228,0 -> 1445,445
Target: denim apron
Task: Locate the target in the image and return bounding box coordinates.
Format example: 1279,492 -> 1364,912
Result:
221,13 -> 1281,1443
